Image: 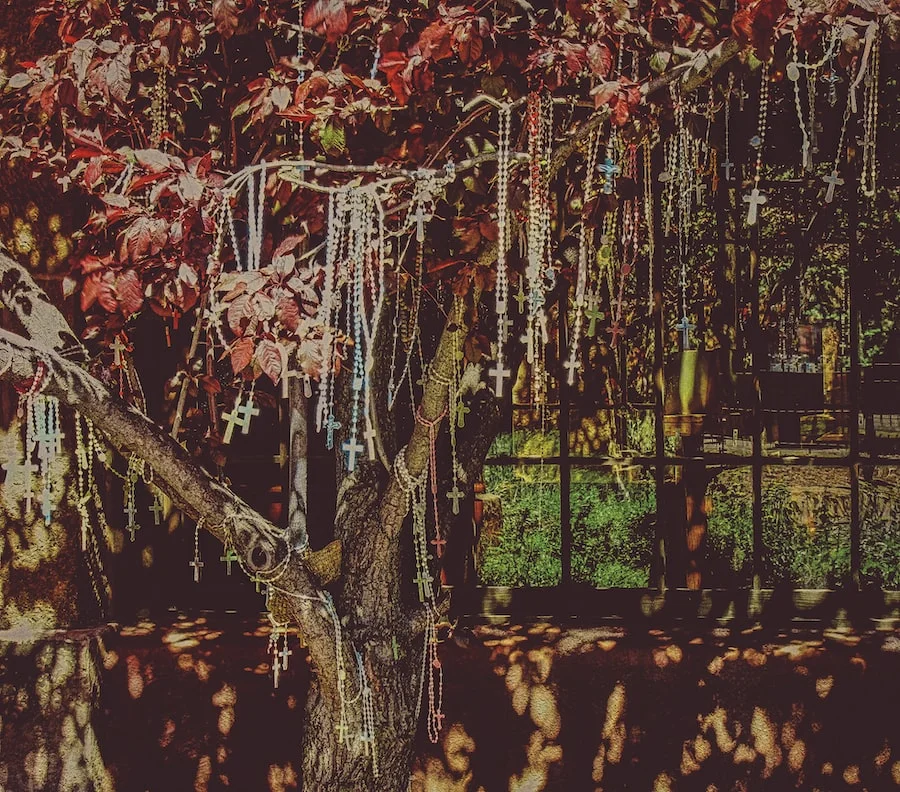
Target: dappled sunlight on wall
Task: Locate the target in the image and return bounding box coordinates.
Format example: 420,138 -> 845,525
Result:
0,422 -> 84,630
0,628 -> 114,791
410,723 -> 480,792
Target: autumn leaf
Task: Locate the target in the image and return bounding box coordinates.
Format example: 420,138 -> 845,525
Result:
230,336 -> 254,373
105,44 -> 134,102
591,80 -> 620,108
116,268 -> 144,316
81,269 -> 115,312
419,20 -> 453,61
587,42 -> 612,78
227,293 -> 251,334
212,0 -> 240,39
256,338 -> 282,384
304,0 -> 349,43
6,72 -> 32,91
276,296 -> 301,332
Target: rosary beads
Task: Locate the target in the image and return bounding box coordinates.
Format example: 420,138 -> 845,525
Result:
743,62 -> 770,226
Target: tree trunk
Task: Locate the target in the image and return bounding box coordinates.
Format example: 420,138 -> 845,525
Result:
300,651 -> 419,792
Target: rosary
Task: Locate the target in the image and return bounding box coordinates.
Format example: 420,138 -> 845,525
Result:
743,62 -> 770,226
492,102 -> 513,396
393,445 -> 445,742
524,91 -> 554,405
564,126 -> 601,384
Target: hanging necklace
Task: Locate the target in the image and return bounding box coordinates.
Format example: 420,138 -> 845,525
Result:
720,73 -> 735,183
642,137 -> 655,313
493,102 -> 512,395
564,127 -> 600,384
787,42 -> 813,172
246,166 -> 266,271
609,143 -> 639,350
743,62 -> 770,226
860,22 -> 880,199
525,91 -> 553,405
392,443 -> 444,743
190,520 -> 204,583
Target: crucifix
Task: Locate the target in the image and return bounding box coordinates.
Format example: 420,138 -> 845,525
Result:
2,457 -> 33,488
149,496 -> 163,525
413,571 -> 433,602
585,304 -> 604,337
272,443 -> 288,467
364,424 -> 377,460
124,500 -> 138,533
324,413 -> 341,449
36,424 -> 63,460
514,287 -> 527,314
743,188 -> 767,226
335,721 -> 350,746
342,436 -> 364,472
599,152 -> 620,194
488,362 -> 511,398
431,534 -> 447,558
235,396 -> 260,435
676,315 -> 695,349
221,546 -> 239,575
607,320 -> 625,348
41,486 -> 53,524
280,367 -> 303,400
446,484 -> 464,515
455,402 -> 470,428
721,159 -> 735,181
823,169 -> 843,203
279,640 -> 293,671
220,406 -> 245,444
563,357 -> 580,386
190,555 -> 204,583
358,730 -> 374,758
111,336 -> 128,367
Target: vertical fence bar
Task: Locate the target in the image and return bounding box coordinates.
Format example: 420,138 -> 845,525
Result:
651,146 -> 667,593
749,220 -> 764,592
847,146 -> 862,589
557,178 -> 572,590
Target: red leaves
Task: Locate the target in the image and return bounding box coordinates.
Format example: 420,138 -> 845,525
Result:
255,338 -> 282,384
592,79 -> 641,127
731,0 -> 789,57
119,216 -> 169,263
276,297 -> 301,332
304,0 -> 350,43
419,21 -> 453,61
212,0 -> 240,39
378,51 -> 411,104
80,267 -> 144,316
230,336 -> 254,373
115,269 -> 144,317
587,42 -> 613,78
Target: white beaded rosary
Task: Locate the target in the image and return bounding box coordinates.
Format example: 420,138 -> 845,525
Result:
743,62 -> 770,226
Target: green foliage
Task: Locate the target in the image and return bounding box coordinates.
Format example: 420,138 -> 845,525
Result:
480,465 -> 900,591
479,466 -> 561,587
707,471 -> 856,588
571,473 -> 654,588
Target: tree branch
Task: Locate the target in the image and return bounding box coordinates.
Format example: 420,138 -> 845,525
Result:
0,249 -> 85,362
641,37 -> 744,98
0,256 -> 340,677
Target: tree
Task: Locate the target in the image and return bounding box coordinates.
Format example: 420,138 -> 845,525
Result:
0,1 -> 895,788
